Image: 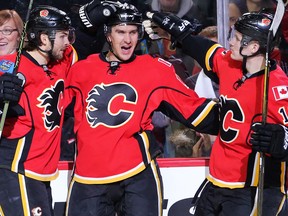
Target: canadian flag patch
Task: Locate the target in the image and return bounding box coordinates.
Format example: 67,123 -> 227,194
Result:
272,86 -> 288,101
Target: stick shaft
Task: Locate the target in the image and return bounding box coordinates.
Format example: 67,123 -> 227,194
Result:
258,1 -> 285,215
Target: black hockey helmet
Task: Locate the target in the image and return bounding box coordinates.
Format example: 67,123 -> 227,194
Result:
104,2 -> 144,40
234,10 -> 278,53
27,5 -> 75,46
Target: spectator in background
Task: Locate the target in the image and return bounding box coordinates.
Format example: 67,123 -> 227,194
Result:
0,9 -> 23,56
229,0 -> 247,27
246,0 -> 274,12
228,0 -> 274,14
149,0 -> 203,74
147,0 -> 204,158
169,128 -> 212,157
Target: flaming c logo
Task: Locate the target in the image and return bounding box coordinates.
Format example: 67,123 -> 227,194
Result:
37,80 -> 64,132
86,82 -> 138,128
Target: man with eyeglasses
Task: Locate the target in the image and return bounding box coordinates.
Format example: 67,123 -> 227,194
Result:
0,5 -> 77,216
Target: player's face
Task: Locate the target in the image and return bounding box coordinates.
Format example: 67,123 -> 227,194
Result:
107,24 -> 139,62
229,30 -> 260,61
229,30 -> 244,61
52,30 -> 71,60
0,18 -> 20,56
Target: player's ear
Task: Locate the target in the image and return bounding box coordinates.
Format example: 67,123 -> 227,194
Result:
107,35 -> 112,43
39,33 -> 50,46
251,41 -> 260,54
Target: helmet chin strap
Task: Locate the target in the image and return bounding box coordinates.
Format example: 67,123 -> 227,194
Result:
37,38 -> 56,61
239,46 -> 248,75
239,43 -> 262,73
233,46 -> 251,90
233,45 -> 262,90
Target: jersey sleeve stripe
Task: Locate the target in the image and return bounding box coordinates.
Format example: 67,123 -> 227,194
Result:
191,100 -> 216,127
205,44 -> 222,71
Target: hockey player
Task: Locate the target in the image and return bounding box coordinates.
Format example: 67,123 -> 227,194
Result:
65,1 -> 219,216
0,5 -> 77,215
145,9 -> 288,216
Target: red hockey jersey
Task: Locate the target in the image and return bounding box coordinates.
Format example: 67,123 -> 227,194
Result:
181,35 -> 287,191
0,46 -> 77,181
209,48 -> 287,191
67,53 -> 219,184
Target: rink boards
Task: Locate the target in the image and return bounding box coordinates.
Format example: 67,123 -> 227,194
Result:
52,158 -> 209,216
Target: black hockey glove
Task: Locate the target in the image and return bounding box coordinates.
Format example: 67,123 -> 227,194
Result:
250,122 -> 288,159
79,0 -> 120,30
0,73 -> 23,104
146,12 -> 195,47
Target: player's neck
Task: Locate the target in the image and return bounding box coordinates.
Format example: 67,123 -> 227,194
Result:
106,51 -> 120,62
27,48 -> 50,65
245,55 -> 265,74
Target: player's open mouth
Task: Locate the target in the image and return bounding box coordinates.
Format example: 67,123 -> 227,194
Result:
121,46 -> 132,54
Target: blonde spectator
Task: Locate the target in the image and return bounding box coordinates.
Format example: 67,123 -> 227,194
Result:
198,25 -> 218,42
169,128 -> 212,157
0,9 -> 23,56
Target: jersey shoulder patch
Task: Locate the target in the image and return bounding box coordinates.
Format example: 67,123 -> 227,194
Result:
0,59 -> 14,74
272,86 -> 288,101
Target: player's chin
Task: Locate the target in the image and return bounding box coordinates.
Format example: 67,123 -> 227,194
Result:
54,52 -> 64,60
119,51 -> 134,61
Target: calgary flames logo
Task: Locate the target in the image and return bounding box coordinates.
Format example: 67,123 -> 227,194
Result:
39,9 -> 49,17
37,80 -> 64,132
86,82 -> 137,128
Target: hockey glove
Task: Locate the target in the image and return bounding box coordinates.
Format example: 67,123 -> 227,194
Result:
79,0 -> 120,30
143,19 -> 162,40
0,73 -> 23,104
250,122 -> 288,159
146,11 -> 195,47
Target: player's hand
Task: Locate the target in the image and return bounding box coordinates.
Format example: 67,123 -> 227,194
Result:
0,73 -> 24,104
250,122 -> 288,159
145,11 -> 196,47
79,0 -> 121,29
143,19 -> 162,40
